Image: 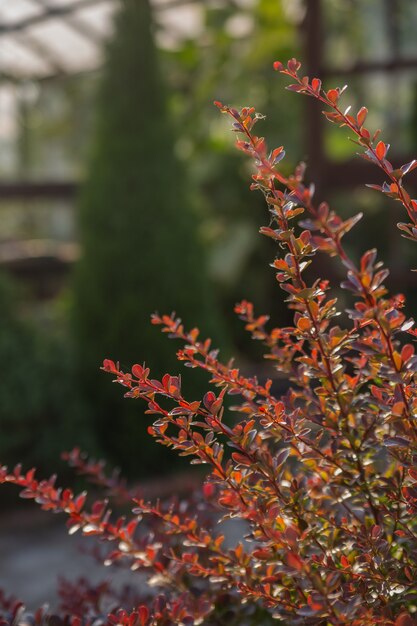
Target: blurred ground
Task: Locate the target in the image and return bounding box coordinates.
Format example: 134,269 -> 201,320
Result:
0,508 -> 141,610
0,495 -> 246,611
0,471 -> 203,608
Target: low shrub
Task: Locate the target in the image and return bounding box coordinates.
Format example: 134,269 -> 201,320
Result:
0,275 -> 95,475
2,59 -> 417,625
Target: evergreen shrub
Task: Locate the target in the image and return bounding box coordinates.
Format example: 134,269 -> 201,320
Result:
73,0 -> 224,476
0,274 -> 93,474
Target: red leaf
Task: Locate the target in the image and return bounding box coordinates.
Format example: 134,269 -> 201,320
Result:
286,552 -> 303,571
375,141 -> 387,159
273,61 -> 283,71
138,606 -> 149,626
102,359 -> 118,374
326,89 -> 339,103
395,613 -> 417,626
203,482 -> 215,498
408,468 -> 417,481
371,525 -> 382,539
357,106 -> 368,127
401,344 -> 414,363
286,84 -> 305,93
203,391 -> 216,410
287,58 -> 301,73
322,111 -> 343,123
132,364 -> 143,378
232,452 -> 251,466
340,555 -> 349,568
311,78 -> 321,93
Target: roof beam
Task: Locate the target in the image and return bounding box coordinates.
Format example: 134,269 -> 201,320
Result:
14,32 -> 66,75
0,181 -> 78,200
0,0 -> 212,81
0,0 -> 203,37
0,0 -> 110,36
29,0 -> 104,44
323,57 -> 417,77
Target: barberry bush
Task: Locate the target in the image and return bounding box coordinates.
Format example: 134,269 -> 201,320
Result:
2,59 -> 417,625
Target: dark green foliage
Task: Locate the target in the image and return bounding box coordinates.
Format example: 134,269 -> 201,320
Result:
0,274 -> 94,473
160,0 -> 301,356
73,0 -> 224,477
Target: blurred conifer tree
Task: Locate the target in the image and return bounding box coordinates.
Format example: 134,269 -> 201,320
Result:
73,0 -> 224,476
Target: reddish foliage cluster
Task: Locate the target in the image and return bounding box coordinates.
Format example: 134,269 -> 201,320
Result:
2,60 -> 417,625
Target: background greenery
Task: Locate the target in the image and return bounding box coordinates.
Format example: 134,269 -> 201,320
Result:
1,0 -> 416,478
0,0 -> 301,479
73,0 -> 229,475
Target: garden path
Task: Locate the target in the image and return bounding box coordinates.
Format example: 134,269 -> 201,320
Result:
0,501 -> 245,611
0,507 -> 136,610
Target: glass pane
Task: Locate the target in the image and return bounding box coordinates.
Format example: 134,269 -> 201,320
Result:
0,73 -> 96,180
155,2 -> 204,49
0,0 -> 42,24
324,69 -> 417,160
0,35 -> 52,77
323,0 -> 392,68
399,0 -> 417,57
0,198 -> 76,242
76,3 -> 118,38
28,19 -> 100,73
0,86 -> 18,178
46,0 -> 85,7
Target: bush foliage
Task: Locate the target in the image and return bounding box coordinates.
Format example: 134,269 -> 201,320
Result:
2,59 -> 417,625
0,274 -> 94,473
